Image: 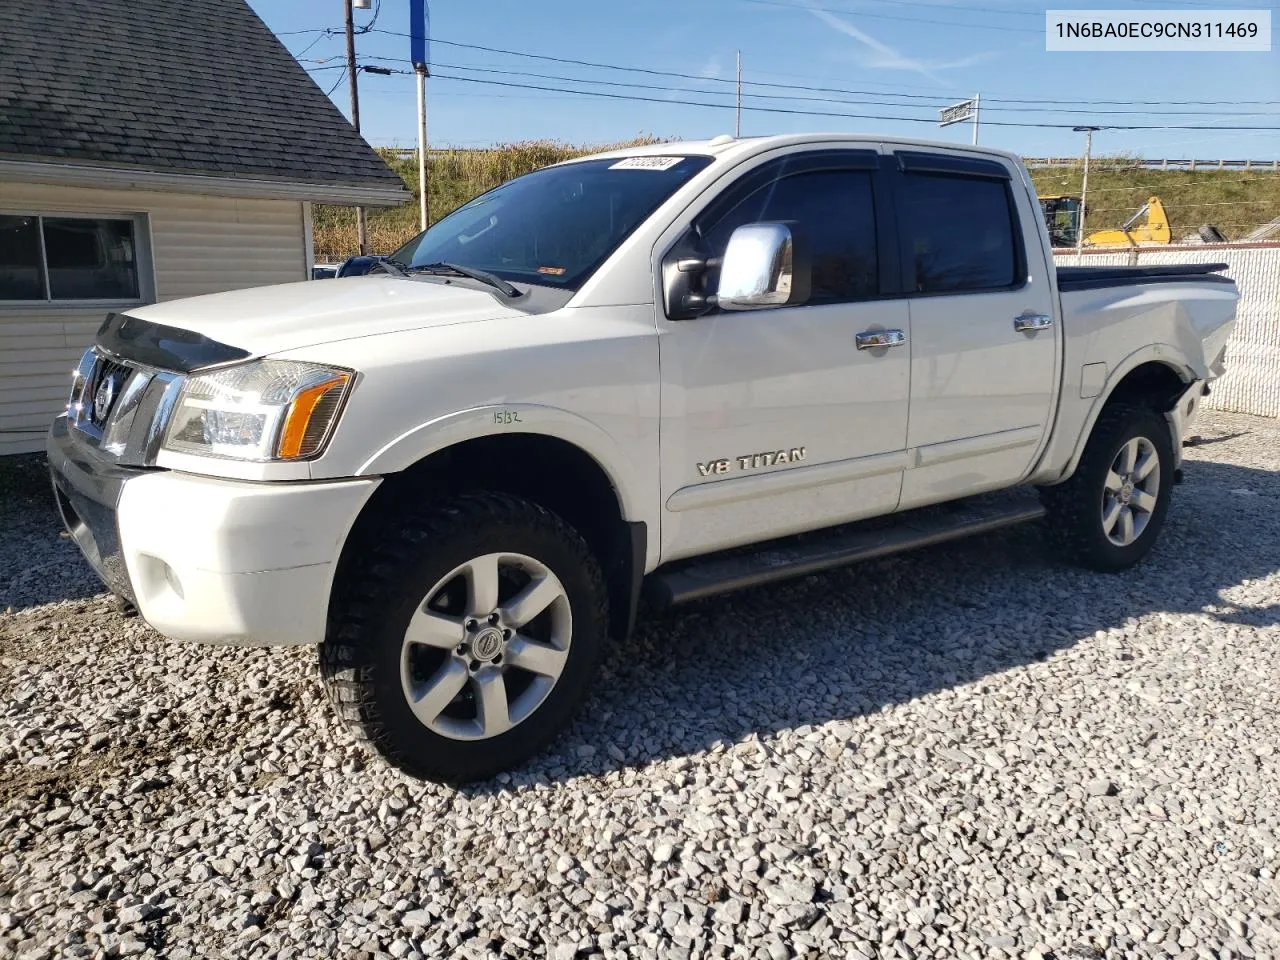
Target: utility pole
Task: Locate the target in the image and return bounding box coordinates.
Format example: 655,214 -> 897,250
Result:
971,92 -> 981,146
1074,126 -> 1100,258
416,64 -> 429,230
344,0 -> 369,255
410,0 -> 432,231
735,51 -> 742,137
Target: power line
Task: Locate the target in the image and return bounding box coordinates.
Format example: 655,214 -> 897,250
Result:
345,46 -> 1280,130
369,67 -> 1280,131
364,31 -> 1280,110
373,58 -> 1280,119
324,66 -> 348,97
739,62 -> 1280,106
361,57 -> 956,108
734,73 -> 1280,109
743,64 -> 965,95
290,31 -> 332,60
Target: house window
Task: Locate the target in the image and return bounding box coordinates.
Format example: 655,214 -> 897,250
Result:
0,214 -> 145,302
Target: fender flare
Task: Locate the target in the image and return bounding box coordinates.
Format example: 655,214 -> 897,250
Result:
1057,343 -> 1198,481
354,402 -> 648,524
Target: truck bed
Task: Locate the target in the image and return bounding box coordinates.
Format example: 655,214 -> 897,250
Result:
1056,262 -> 1231,292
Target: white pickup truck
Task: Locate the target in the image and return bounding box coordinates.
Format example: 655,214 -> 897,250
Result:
48,134 -> 1238,782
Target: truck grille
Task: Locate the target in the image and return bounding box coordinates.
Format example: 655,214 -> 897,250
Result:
85,356 -> 133,428
67,347 -> 182,465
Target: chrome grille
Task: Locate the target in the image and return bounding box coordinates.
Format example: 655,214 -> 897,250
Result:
86,357 -> 132,428
67,347 -> 182,465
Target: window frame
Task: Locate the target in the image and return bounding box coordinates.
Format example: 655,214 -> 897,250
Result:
691,149 -> 903,308
0,211 -> 154,308
888,153 -> 1028,298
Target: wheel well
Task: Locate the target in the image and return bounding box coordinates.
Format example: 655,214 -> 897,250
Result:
339,434 -> 643,641
1102,361 -> 1189,413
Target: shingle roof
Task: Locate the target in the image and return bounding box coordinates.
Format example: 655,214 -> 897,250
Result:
0,0 -> 409,200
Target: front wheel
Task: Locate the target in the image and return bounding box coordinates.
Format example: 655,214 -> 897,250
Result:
1039,403 -> 1175,572
321,492 -> 608,783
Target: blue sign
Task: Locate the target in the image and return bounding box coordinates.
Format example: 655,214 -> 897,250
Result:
410,0 -> 430,71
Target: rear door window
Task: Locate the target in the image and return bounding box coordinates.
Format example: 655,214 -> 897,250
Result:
895,172 -> 1019,293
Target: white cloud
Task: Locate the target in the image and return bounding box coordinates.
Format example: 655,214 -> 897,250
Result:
700,56 -> 724,80
806,5 -> 994,85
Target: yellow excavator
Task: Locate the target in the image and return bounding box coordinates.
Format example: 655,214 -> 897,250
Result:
1040,195 -> 1172,248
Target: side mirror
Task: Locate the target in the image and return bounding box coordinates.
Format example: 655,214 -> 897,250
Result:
716,222 -> 810,311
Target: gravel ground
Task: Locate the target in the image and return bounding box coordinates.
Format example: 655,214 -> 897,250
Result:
2,410 -> 1278,960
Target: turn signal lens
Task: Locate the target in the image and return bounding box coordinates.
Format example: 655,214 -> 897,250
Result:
277,374 -> 351,459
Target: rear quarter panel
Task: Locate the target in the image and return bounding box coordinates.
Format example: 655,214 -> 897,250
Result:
1031,279 -> 1239,484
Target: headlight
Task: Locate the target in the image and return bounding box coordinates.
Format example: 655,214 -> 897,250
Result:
162,360 -> 354,461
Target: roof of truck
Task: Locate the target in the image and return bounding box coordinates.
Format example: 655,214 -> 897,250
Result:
572,134 -> 1023,166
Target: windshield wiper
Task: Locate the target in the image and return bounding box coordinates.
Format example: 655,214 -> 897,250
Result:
409,261 -> 522,298
371,258 -> 407,277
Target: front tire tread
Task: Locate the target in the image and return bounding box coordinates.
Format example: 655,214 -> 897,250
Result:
320,491 -> 607,783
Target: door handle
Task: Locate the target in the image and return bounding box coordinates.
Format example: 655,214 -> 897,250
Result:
855,329 -> 908,350
1014,313 -> 1054,332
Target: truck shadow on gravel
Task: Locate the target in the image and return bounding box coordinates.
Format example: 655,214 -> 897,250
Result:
484,456 -> 1280,791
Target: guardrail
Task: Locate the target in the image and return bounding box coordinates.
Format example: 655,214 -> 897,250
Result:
1027,157 -> 1280,171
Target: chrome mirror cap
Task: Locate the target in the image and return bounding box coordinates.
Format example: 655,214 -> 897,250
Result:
716,222 -> 806,311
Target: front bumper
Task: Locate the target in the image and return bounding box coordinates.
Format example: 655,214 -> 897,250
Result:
48,417 -> 380,646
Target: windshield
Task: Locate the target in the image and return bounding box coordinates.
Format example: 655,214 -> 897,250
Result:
390,155 -> 713,291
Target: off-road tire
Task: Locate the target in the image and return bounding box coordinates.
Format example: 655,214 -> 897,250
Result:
1039,402 -> 1175,572
320,492 -> 608,783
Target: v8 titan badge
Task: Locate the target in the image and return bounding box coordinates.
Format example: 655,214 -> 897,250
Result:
697,447 -> 806,477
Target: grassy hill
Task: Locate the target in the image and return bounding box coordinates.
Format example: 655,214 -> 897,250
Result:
312,144 -> 1280,262
1028,162 -> 1280,245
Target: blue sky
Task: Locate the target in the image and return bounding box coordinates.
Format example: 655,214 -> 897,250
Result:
247,0 -> 1279,159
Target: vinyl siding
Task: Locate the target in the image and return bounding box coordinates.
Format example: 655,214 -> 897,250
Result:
1,182 -> 307,454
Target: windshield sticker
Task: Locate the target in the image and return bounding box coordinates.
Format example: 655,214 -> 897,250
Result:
608,156 -> 685,171
537,266 -> 567,276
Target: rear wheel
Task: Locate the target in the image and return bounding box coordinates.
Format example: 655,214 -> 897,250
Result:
321,492 -> 608,783
1039,403 -> 1175,572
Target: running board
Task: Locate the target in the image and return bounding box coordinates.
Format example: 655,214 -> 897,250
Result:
646,491 -> 1046,607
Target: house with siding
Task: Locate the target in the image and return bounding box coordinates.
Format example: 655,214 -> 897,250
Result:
0,0 -> 410,454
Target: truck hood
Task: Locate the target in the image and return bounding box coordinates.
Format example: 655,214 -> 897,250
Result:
124,276 -> 523,358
